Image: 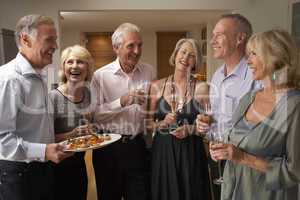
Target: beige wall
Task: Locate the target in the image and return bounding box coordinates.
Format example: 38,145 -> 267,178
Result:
60,26 -> 206,80
0,0 -> 292,84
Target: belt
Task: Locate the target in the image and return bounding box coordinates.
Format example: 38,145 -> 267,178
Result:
0,160 -> 50,176
0,160 -> 52,186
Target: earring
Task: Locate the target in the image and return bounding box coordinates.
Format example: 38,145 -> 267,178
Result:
272,72 -> 276,81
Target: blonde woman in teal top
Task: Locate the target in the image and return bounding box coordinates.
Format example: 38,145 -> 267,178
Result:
210,29 -> 300,200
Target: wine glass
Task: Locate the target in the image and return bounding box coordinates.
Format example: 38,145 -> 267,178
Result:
203,103 -> 213,124
79,112 -> 98,137
129,80 -> 149,135
129,80 -> 149,106
169,81 -> 181,133
209,125 -> 225,185
136,80 -> 150,94
196,102 -> 213,138
170,95 -> 179,114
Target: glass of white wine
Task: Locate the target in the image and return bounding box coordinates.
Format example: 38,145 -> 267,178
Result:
168,80 -> 177,133
209,125 -> 225,185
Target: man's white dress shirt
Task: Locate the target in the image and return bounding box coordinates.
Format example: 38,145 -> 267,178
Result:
0,53 -> 54,163
91,58 -> 155,136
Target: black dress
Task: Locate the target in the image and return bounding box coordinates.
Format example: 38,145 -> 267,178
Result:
48,88 -> 89,200
151,79 -> 210,200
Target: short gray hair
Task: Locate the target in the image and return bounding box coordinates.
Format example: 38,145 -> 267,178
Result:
220,13 -> 253,42
169,38 -> 202,71
111,23 -> 140,48
15,14 -> 54,48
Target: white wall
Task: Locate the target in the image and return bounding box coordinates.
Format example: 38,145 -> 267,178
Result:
60,27 -> 81,51
140,31 -> 157,69
0,0 -> 291,84
237,0 -> 290,32
60,27 -> 158,77
60,26 -> 203,80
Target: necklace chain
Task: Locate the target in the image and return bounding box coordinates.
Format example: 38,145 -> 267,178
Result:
171,75 -> 191,112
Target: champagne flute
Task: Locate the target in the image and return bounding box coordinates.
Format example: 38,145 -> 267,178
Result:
210,125 -> 225,185
197,102 -> 213,137
203,103 -> 213,124
80,112 -> 98,138
137,80 -> 150,110
170,97 -> 179,114
129,80 -> 149,135
137,80 -> 150,94
169,81 -> 180,134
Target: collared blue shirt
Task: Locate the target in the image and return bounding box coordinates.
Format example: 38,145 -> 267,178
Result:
209,57 -> 260,133
0,53 -> 54,163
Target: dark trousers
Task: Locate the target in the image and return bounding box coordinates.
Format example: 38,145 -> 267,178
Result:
0,160 -> 53,200
52,152 -> 87,200
92,134 -> 150,200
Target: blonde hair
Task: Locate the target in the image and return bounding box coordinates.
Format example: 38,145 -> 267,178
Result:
169,38 -> 202,71
15,14 -> 54,48
59,45 -> 94,84
247,29 -> 299,87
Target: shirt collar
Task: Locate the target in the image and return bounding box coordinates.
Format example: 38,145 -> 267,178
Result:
220,57 -> 248,80
112,58 -> 142,76
15,53 -> 43,77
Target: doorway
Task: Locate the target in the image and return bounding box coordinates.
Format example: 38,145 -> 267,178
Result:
85,32 -> 115,70
156,31 -> 187,79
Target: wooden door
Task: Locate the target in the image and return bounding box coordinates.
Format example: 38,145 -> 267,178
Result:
156,31 -> 187,79
85,32 -> 116,70
84,33 -> 116,200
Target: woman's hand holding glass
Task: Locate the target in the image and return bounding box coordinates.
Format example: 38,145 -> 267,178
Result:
159,113 -> 190,140
210,142 -> 245,164
170,124 -> 190,139
161,113 -> 177,128
155,113 -> 177,136
208,126 -> 226,185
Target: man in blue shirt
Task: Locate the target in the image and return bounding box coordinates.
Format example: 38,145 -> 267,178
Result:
197,13 -> 257,134
196,13 -> 258,200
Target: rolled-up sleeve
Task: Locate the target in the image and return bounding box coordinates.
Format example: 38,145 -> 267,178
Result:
265,104 -> 300,190
0,78 -> 46,162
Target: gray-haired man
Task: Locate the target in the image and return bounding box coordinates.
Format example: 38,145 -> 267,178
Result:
91,22 -> 155,200
0,14 -> 71,200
